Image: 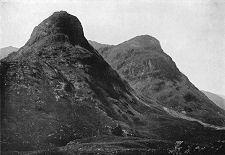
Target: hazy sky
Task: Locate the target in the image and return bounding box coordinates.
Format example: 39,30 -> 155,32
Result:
0,0 -> 225,95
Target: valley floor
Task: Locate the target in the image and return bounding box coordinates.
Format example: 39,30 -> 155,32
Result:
2,136 -> 225,155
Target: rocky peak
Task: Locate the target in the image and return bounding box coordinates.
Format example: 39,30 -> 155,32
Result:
26,11 -> 92,51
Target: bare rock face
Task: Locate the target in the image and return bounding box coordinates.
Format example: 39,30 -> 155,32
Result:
28,11 -> 90,48
96,35 -> 225,127
1,11 -> 225,153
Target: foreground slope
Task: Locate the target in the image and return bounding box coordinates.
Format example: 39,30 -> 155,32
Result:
1,11 -> 225,154
95,35 -> 225,126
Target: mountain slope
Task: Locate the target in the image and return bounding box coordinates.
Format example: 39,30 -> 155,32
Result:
97,35 -> 225,127
0,46 -> 18,59
202,90 -> 225,110
1,11 -> 225,154
1,11 -> 148,151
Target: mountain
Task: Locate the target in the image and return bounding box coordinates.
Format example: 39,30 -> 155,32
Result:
1,11 -> 225,154
97,35 -> 225,127
202,90 -> 225,110
88,40 -> 112,49
0,46 -> 18,59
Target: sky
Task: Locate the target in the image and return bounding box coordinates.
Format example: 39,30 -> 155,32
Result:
0,0 -> 225,95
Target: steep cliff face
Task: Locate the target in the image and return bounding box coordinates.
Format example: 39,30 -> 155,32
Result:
1,11 -> 225,153
95,35 -> 225,127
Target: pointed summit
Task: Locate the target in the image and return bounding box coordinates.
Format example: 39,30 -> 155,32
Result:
26,11 -> 92,51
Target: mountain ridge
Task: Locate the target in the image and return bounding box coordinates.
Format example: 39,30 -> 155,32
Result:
0,11 -> 184,151
91,36 -> 225,127
1,11 -> 225,154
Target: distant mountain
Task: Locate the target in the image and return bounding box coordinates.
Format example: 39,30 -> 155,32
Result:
202,90 -> 225,110
96,35 -> 225,127
0,46 -> 18,59
1,11 -> 225,154
88,40 -> 112,49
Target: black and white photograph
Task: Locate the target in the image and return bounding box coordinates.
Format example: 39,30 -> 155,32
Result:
1,0 -> 225,154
